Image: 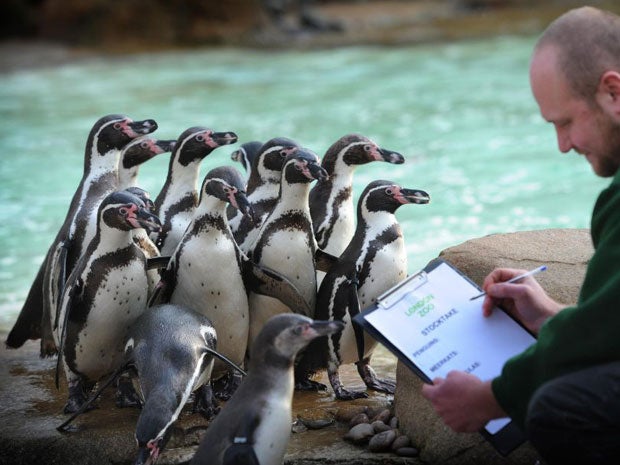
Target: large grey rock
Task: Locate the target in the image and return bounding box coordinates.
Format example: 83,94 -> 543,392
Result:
394,228 -> 593,465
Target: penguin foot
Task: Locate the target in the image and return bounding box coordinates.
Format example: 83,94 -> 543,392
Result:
357,359 -> 396,394
115,373 -> 142,409
193,384 -> 220,420
334,388 -> 369,401
294,378 -> 327,391
63,382 -> 96,414
213,371 -> 242,401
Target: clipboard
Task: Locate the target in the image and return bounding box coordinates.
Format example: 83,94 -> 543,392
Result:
353,258 -> 536,456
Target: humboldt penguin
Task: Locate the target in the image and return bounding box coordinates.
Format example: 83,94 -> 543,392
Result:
228,137 -> 300,252
310,133 -> 405,258
297,180 -> 430,400
117,136 -> 176,190
153,127 -> 238,256
229,140 -> 263,182
55,190 -> 161,413
190,314 -> 344,465
6,114 -> 158,356
125,304 -> 219,465
246,148 -> 328,350
150,166 -> 311,401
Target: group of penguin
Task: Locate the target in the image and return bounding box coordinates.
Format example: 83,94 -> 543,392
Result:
5,114 -> 431,465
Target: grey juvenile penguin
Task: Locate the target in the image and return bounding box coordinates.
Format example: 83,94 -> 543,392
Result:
190,313 -> 344,465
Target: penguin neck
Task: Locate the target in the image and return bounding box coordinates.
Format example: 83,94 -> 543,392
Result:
194,196 -> 228,224
276,181 -> 311,213
96,224 -> 137,252
117,167 -> 139,190
84,146 -> 120,177
247,166 -> 280,195
155,159 -> 200,211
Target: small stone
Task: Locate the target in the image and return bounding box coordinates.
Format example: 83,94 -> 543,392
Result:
368,429 -> 396,452
371,420 -> 391,433
389,416 -> 399,429
372,408 -> 391,424
349,412 -> 370,427
335,406 -> 367,423
395,446 -> 420,457
391,434 -> 411,451
344,423 -> 375,444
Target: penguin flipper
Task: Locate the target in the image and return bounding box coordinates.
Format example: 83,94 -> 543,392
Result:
242,258 -> 313,316
146,256 -> 171,270
55,277 -> 83,389
315,248 -> 338,273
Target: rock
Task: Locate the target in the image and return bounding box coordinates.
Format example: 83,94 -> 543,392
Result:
391,434 -> 411,450
344,423 -> 375,444
394,229 -> 592,464
349,412 -> 370,427
371,408 -> 391,424
368,429 -> 396,452
395,446 -> 420,457
371,420 -> 391,433
389,416 -> 399,429
335,405 -> 367,424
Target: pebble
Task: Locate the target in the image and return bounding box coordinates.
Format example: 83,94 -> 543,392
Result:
343,422 -> 375,444
368,429 -> 396,452
342,412 -> 418,457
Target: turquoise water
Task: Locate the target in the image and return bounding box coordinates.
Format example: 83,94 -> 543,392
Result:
0,36 -> 607,331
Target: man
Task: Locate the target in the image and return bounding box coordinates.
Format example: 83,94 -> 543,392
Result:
421,6 -> 620,465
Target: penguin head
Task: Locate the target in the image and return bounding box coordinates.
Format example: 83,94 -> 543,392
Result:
120,136 -> 176,170
282,148 -> 329,184
250,314 -> 344,367
99,190 -> 162,234
88,114 -> 158,159
254,137 -> 300,176
360,180 -> 430,215
134,390 -> 177,465
322,134 -> 405,173
123,187 -> 156,213
174,127 -> 238,167
200,166 -> 257,223
230,140 -> 263,174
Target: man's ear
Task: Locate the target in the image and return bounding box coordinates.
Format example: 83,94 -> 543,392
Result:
597,71 -> 620,117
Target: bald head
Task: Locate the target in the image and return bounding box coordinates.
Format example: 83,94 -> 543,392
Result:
533,7 -> 620,101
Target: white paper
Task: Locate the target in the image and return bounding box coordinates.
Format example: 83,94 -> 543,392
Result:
364,261 -> 536,434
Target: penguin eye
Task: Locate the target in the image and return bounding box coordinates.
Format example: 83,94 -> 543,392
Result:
385,188 -> 394,195
113,122 -> 122,130
140,141 -> 149,149
119,207 -> 128,215
293,326 -> 303,335
364,144 -> 372,152
196,134 -> 205,142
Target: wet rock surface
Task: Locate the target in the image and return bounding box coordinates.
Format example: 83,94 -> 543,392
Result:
0,334 -> 416,464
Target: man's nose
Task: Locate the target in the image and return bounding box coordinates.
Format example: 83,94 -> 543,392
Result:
556,128 -> 572,153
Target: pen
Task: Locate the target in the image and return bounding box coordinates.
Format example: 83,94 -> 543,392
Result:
469,265 -> 547,301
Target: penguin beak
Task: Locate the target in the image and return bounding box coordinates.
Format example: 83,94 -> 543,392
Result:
134,447 -> 153,465
397,188 -> 430,205
211,131 -> 238,147
155,139 -> 176,153
306,161 -> 329,182
127,119 -> 158,137
378,147 -> 405,164
134,208 -> 162,233
307,320 -> 345,338
234,192 -> 258,225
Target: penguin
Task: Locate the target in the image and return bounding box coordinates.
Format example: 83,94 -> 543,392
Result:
150,166 -> 311,402
310,133 -> 405,258
190,313 -> 344,465
153,126 -> 238,256
125,304 -> 219,465
246,148 -> 328,350
297,180 -> 430,400
228,137 -> 300,253
117,136 -> 176,190
229,140 -> 263,183
55,189 -> 162,413
6,114 -> 158,357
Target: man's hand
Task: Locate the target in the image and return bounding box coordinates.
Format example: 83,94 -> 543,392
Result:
481,268 -> 563,334
421,371 -> 506,433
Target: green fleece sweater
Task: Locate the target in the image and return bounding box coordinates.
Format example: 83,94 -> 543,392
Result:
492,169 -> 620,429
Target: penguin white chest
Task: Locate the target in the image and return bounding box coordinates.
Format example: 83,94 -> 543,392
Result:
76,260 -> 148,379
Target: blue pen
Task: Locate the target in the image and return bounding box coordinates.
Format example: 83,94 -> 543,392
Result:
469,265 -> 547,301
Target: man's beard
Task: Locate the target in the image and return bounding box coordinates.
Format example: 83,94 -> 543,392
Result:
593,109 -> 620,177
